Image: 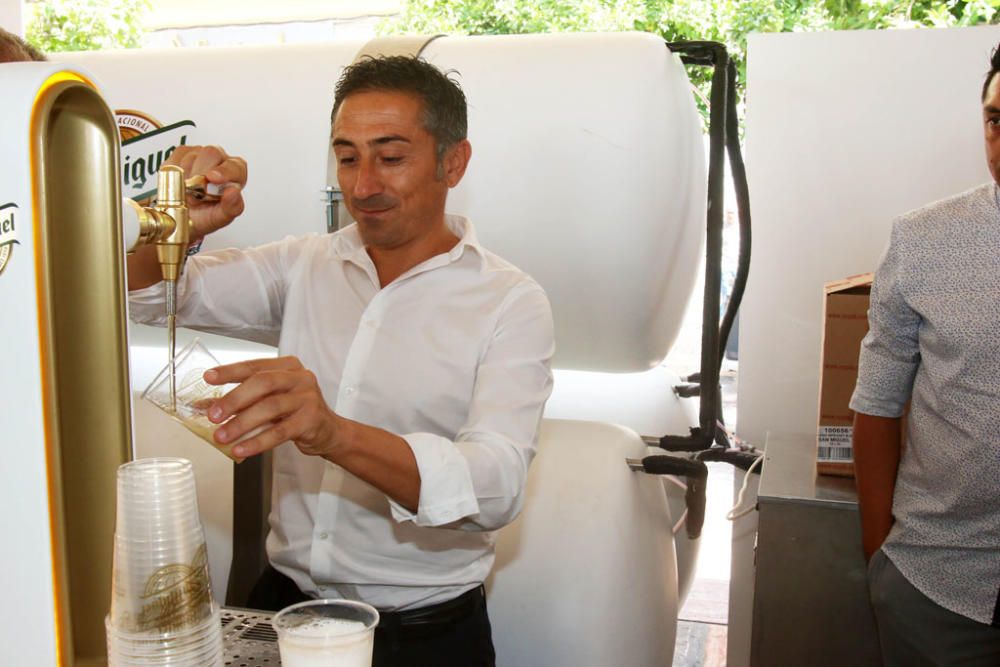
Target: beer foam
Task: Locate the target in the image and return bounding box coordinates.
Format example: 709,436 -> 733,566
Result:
278,618 -> 373,667
287,617 -> 367,638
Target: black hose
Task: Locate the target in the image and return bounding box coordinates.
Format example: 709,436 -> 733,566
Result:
717,59 -> 751,371
659,40 -> 730,452
635,42 -> 757,539
695,447 -> 762,473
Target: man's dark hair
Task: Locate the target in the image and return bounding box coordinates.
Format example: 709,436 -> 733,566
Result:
0,27 -> 46,63
332,56 -> 467,161
983,43 -> 1000,102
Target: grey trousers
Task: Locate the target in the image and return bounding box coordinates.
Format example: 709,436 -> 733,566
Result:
868,549 -> 1000,667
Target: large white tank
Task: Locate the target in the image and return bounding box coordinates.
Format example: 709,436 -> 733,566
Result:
63,31 -> 706,373
55,31 -> 707,666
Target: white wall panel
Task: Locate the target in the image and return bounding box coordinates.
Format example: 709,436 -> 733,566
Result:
734,26 -> 1000,667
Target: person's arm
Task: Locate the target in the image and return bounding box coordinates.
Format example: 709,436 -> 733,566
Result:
127,145 -> 247,291
849,219 -> 920,560
852,412 -> 901,561
130,236 -> 311,346
203,356 -> 422,511
205,282 -> 556,527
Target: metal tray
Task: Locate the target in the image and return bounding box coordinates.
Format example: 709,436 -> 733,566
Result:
222,607 -> 280,666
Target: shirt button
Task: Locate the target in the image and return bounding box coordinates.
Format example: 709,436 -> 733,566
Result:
344,387 -> 356,396
318,532 -> 329,540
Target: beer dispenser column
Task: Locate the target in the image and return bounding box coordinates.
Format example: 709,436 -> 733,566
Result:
0,63 -> 133,667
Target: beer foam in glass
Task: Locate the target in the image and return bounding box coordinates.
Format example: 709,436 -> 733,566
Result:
274,599 -> 378,667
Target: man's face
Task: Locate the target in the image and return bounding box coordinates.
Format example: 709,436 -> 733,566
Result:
332,90 -> 464,249
983,74 -> 1000,186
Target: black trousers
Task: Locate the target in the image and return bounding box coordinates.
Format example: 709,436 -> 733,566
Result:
248,565 -> 496,667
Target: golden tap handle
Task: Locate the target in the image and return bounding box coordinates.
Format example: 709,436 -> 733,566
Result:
152,165 -> 190,283
121,166 -> 191,283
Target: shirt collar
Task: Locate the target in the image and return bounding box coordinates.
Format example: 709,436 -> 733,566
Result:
331,214 -> 485,268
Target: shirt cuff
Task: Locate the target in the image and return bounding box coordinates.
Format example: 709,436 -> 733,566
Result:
849,388 -> 907,418
387,432 -> 480,527
850,347 -> 917,418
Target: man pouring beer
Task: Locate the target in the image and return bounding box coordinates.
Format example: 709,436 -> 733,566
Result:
127,56 -> 555,667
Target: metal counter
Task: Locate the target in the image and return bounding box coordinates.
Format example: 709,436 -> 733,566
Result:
749,433 -> 882,667
222,608 -> 280,666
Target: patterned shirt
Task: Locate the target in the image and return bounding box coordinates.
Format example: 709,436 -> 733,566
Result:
851,182 -> 1000,626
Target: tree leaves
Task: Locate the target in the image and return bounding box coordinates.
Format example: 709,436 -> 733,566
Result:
25,0 -> 150,53
380,0 -> 1000,128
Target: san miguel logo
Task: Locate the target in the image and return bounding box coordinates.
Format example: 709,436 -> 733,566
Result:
0,203 -> 19,277
115,110 -> 196,205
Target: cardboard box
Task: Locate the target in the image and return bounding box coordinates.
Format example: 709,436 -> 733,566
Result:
816,273 -> 873,477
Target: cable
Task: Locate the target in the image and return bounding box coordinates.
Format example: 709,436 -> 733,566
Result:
726,453 -> 763,521
664,475 -> 689,534
672,509 -> 689,536
664,475 -> 688,492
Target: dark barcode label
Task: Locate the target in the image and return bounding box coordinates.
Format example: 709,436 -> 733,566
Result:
818,446 -> 853,462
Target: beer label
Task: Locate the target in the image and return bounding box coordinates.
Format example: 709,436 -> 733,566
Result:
116,543 -> 213,634
115,110 -> 197,204
0,202 -> 19,277
115,109 -> 160,142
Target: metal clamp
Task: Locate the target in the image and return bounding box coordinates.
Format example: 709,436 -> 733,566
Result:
322,186 -> 345,233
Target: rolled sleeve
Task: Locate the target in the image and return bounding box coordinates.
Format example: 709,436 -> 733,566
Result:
388,432 -> 481,526
388,282 -> 555,531
850,221 -> 921,418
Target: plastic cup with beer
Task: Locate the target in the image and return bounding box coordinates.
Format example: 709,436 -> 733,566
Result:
141,338 -> 246,463
273,599 -> 380,667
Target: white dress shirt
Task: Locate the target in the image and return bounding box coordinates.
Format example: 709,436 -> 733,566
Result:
130,215 -> 555,610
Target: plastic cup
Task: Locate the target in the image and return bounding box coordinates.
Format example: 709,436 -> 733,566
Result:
109,538 -> 213,634
114,458 -> 202,540
274,599 -> 379,667
106,458 -> 224,664
106,609 -> 223,666
141,338 -> 246,463
109,459 -> 215,636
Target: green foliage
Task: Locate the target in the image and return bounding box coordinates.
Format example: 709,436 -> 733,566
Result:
381,0 -> 1000,127
386,0 -> 650,34
25,0 -> 149,53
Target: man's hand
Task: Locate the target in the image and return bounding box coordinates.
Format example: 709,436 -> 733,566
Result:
166,145 -> 248,240
127,145 -> 248,291
203,356 -> 343,460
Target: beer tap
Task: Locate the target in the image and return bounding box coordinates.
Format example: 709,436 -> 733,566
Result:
123,164 -> 191,411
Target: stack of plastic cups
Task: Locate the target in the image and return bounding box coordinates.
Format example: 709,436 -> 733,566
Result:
106,458 -> 224,666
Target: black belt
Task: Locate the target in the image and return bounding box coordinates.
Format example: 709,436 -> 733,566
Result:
377,585 -> 485,636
